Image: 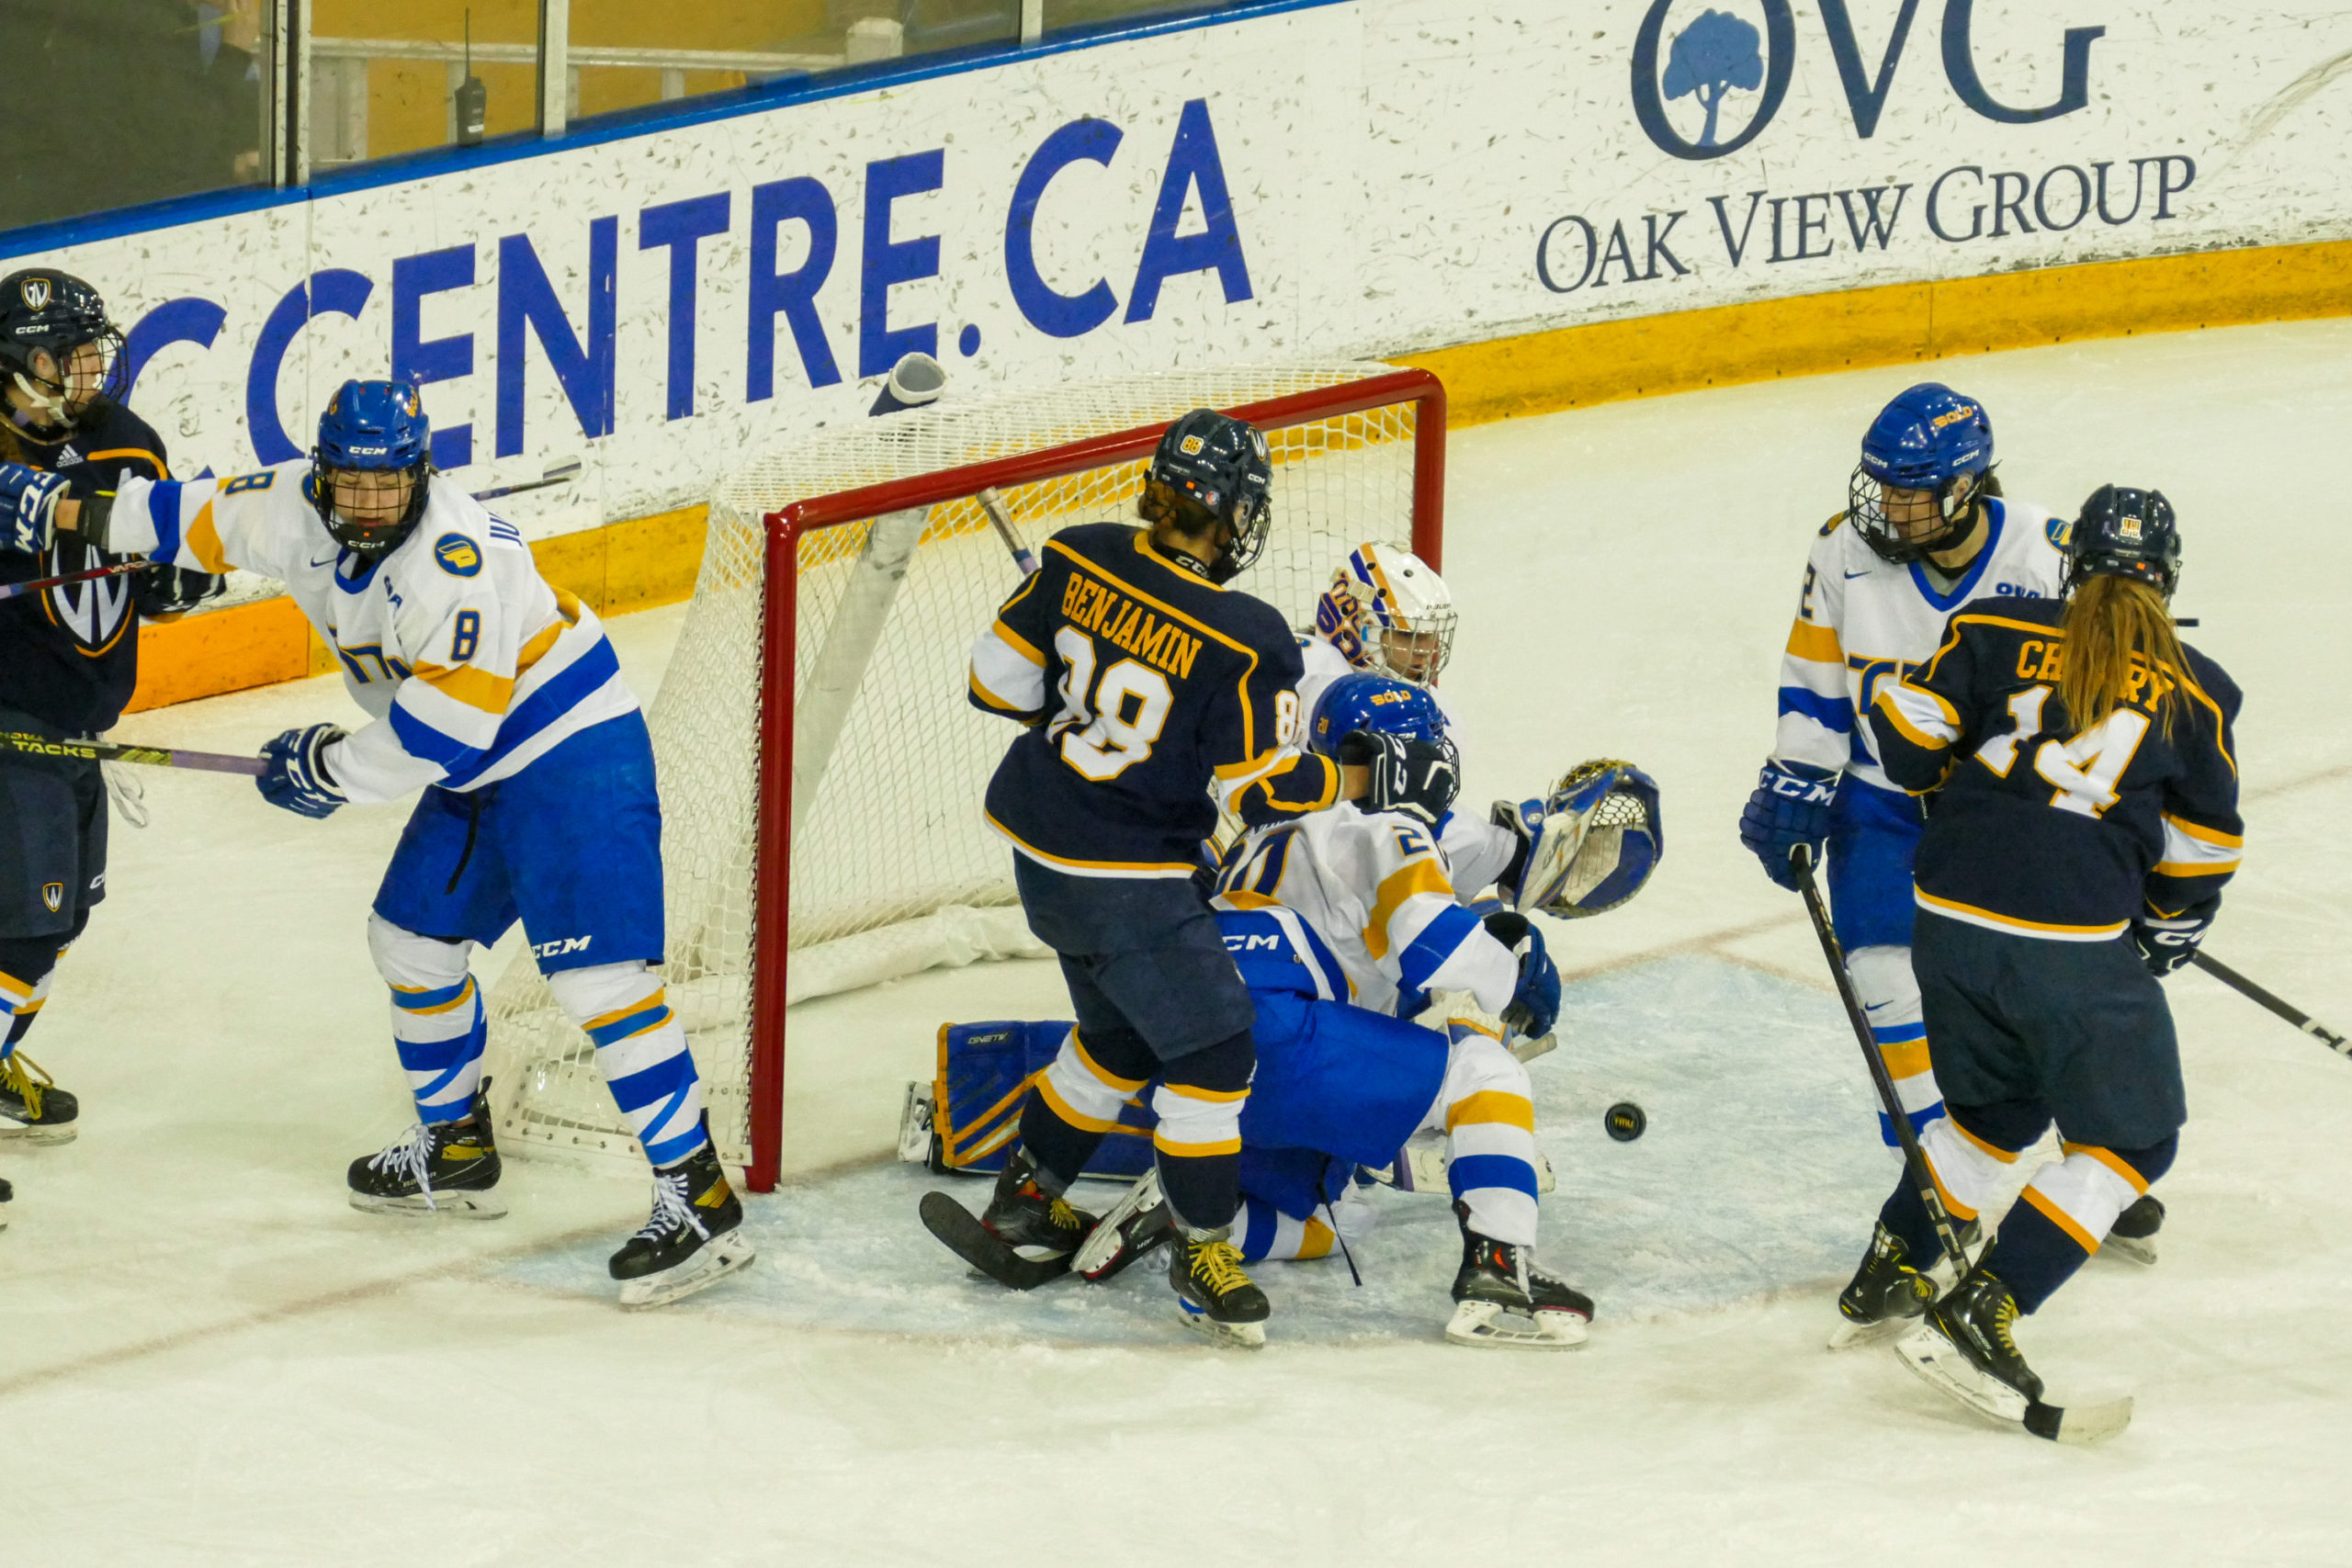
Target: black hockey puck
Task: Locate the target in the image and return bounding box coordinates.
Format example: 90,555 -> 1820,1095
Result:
1604,1101 -> 1646,1142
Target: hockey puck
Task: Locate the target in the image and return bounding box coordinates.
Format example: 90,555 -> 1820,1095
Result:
1603,1101 -> 1646,1142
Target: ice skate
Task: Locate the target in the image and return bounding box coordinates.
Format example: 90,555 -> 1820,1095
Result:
978,1149 -> 1097,1260
2104,1193 -> 2164,1266
1170,1226 -> 1270,1348
0,1051 -> 77,1145
1073,1167 -> 1172,1281
1828,1221 -> 1937,1349
346,1081 -> 505,1218
1893,1264 -> 2131,1443
1445,1203 -> 1591,1349
610,1141 -> 754,1309
0,1172 -> 11,1229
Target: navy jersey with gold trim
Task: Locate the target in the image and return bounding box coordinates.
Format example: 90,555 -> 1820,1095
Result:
0,397 -> 173,733
1868,595 -> 2242,941
967,522 -> 1340,877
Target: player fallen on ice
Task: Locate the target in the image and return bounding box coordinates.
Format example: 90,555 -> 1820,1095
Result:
948,409 -> 1448,1346
1078,674 -> 1661,1347
5,379 -> 751,1308
0,269 -> 221,1173
1840,485 -> 2239,1434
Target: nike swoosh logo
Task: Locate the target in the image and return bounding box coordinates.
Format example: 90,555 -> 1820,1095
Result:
1843,570 -> 1871,579
310,554 -> 337,568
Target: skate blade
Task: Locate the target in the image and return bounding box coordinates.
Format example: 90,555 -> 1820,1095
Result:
1176,1300 -> 1266,1349
1892,1323 -> 2030,1425
1826,1312 -> 1924,1352
348,1189 -> 508,1220
1073,1171 -> 1160,1278
1445,1299 -> 1588,1350
2101,1233 -> 2158,1267
0,1122 -> 77,1146
619,1233 -> 756,1310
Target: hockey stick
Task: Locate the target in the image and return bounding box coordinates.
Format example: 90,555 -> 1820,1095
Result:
0,731 -> 265,777
1789,846 -> 1972,1274
2188,950 -> 2350,1056
470,458 -> 582,502
0,558 -> 147,604
975,487 -> 1039,577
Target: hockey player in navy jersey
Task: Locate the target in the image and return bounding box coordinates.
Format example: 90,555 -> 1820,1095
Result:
1844,486 -> 2239,1432
6,379 -> 749,1308
0,269 -> 221,1169
954,408 -> 1448,1345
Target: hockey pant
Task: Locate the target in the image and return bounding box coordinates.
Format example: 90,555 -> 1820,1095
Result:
369,914 -> 708,1168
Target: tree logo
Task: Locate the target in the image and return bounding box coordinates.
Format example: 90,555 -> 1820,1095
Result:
1631,0 -> 1796,161
1665,9 -> 1763,149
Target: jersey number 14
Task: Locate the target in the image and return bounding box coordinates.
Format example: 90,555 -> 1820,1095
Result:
1973,683 -> 2150,818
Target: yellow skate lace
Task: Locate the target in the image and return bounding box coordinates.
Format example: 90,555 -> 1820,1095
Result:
1190,1238 -> 1253,1295
1,1052 -> 52,1119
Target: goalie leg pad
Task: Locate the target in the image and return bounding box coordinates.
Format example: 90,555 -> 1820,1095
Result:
547,960 -> 709,1168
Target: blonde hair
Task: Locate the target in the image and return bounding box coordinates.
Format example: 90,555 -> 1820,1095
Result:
2056,574 -> 2191,737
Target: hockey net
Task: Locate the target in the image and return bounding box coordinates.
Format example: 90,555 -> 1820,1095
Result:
481,363 -> 1446,1189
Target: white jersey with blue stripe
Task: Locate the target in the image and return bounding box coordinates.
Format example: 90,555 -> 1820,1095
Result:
1213,803 -> 1517,1020
108,464 -> 635,803
1776,498 -> 2069,794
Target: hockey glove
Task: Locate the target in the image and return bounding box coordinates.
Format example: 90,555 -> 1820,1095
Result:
1340,729 -> 1460,829
1483,910 -> 1560,1041
259,723 -> 348,819
2134,901 -> 2216,978
132,563 -> 227,619
0,462 -> 70,557
1739,760 -> 1838,892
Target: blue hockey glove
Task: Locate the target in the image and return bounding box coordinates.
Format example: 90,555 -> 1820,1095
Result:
1341,729 -> 1461,829
0,462 -> 70,556
1739,760 -> 1838,891
2134,901 -> 2215,977
259,723 -> 348,818
1483,910 -> 1560,1041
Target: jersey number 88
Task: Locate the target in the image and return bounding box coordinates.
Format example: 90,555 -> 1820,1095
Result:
1049,626 -> 1172,782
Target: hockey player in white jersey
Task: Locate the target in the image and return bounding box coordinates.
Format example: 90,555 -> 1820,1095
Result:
20,379 -> 752,1308
1740,383 -> 2068,1166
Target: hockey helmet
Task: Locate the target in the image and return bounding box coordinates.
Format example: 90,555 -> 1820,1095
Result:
1847,383 -> 1995,564
1498,760 -> 1663,919
311,378 -> 434,559
0,269 -> 126,434
1142,408 -> 1272,584
1315,542 -> 1457,682
1307,671 -> 1448,757
2064,484 -> 2180,599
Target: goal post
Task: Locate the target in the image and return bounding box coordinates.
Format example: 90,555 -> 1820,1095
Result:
482,363 -> 1447,1192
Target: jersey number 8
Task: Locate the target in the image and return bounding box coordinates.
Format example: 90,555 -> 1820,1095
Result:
1050,626 -> 1173,782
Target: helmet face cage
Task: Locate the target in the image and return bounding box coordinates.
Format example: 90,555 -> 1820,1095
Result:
2063,484 -> 2181,600
1846,461 -> 1987,564
311,379 -> 435,560
1846,383 -> 1994,565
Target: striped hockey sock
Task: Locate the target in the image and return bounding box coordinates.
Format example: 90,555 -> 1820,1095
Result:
549,963 -> 708,1168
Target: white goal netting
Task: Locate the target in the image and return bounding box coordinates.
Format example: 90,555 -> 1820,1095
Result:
482,363 -> 1434,1176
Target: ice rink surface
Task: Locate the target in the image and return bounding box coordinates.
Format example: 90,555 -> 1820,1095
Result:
10,319 -> 2352,1565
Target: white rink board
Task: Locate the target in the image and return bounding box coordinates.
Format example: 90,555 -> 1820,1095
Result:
8,0 -> 2351,536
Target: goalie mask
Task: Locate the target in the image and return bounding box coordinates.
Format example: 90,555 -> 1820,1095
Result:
1496,760 -> 1663,919
1315,543 -> 1457,684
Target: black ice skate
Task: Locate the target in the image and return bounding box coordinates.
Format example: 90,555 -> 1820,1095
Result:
609,1140 -> 755,1309
1894,1265 -> 2132,1444
2104,1193 -> 2165,1267
979,1150 -> 1097,1259
1446,1203 -> 1592,1349
1828,1221 -> 1938,1350
1073,1167 -> 1173,1282
0,1051 -> 78,1145
1170,1225 -> 1270,1348
1,1172 -> 12,1229
347,1081 -> 505,1218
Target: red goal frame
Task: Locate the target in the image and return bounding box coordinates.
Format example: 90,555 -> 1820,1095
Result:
743,368 -> 1448,1190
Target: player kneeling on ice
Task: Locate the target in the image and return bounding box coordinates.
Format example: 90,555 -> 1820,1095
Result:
1068,676 -> 1661,1347
1838,486 -> 2239,1440
10,380 -> 752,1308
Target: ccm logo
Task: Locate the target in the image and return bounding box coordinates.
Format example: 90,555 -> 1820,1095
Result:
530,935 -> 593,957
1221,933 -> 1284,953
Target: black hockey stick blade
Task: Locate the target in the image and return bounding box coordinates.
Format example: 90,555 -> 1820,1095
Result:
1896,1325 -> 2132,1444
2188,950 -> 2351,1055
470,458 -> 582,502
919,1190 -> 1071,1290
2025,1395 -> 2135,1446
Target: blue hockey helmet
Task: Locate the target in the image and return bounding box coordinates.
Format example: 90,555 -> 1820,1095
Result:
1307,671 -> 1447,758
2064,484 -> 2181,599
312,378 -> 433,558
1142,408 -> 1272,584
1847,382 -> 1995,563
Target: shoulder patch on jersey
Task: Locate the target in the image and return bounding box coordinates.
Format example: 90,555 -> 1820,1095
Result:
1819,511 -> 1848,538
2044,513 -> 2071,550
433,533 -> 482,577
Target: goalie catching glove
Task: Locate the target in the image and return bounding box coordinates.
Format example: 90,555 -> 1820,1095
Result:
1495,760 -> 1663,918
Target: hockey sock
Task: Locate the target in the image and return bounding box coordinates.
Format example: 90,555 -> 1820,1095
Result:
548,962 -> 708,1168
1235,1191 -> 1372,1262
1422,1024 -> 1540,1247
1150,1029 -> 1253,1232
1849,946 -> 1944,1145
1987,1134 -> 2177,1313
1878,1100 -> 2044,1262
1018,1027 -> 1149,1190
0,931 -> 71,1065
369,916 -> 487,1125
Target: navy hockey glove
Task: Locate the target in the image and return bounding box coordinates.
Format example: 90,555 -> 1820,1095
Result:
0,462 -> 70,557
259,723 -> 348,819
1341,729 -> 1461,829
1483,910 -> 1560,1041
2134,901 -> 2216,977
1739,760 -> 1838,891
133,564 -> 227,618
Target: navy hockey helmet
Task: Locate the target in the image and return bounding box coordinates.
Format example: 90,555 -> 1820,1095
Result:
2064,484 -> 2180,599
1307,671 -> 1448,758
311,378 -> 434,559
1847,382 -> 1995,563
0,269 -> 127,434
1143,408 -> 1272,584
